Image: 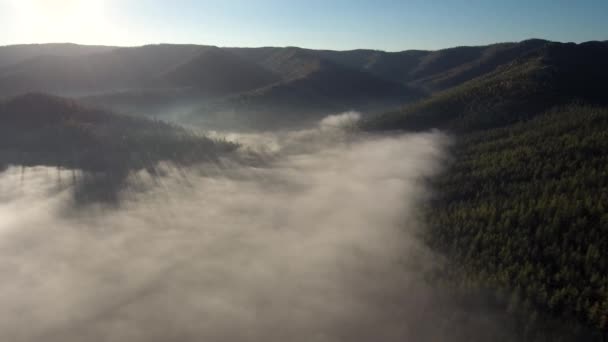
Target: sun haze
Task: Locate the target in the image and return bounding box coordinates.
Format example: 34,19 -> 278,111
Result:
1,0 -> 606,50
4,0 -> 115,45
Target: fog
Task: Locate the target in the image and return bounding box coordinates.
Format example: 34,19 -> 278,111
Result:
0,114 -> 508,341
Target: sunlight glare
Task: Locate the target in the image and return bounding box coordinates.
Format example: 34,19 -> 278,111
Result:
9,0 -> 114,44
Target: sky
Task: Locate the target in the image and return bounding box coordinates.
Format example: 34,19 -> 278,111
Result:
0,0 -> 606,51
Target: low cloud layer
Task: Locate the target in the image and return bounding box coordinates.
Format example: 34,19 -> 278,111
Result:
0,114 -> 506,341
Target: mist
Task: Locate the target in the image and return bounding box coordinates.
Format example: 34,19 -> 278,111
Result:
0,114 -> 508,341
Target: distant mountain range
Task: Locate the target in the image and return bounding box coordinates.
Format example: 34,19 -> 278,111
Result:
360,39 -> 608,340
1,39 -> 607,157
4,39 -> 604,129
1,38 -> 606,134
363,40 -> 608,132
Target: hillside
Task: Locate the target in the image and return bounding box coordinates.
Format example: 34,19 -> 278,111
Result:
185,47 -> 422,129
1,40 -> 586,130
231,39 -> 551,92
228,47 -> 325,80
0,43 -> 115,68
1,44 -> 423,127
363,41 -> 608,133
406,39 -> 550,91
0,39 -> 575,100
79,87 -> 208,121
162,47 -> 280,94
362,41 -> 608,340
427,105 -> 608,341
313,48 -> 430,84
0,93 -> 236,201
0,44 -> 212,96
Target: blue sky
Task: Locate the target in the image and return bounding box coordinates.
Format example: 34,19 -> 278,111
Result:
1,0 -> 606,51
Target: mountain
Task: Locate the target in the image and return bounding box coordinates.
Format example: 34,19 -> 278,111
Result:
0,44 -> 209,97
0,40 -> 575,98
0,43 -> 115,68
313,48 -> 430,84
162,47 -> 280,94
230,39 -> 550,91
0,39 -> 580,130
427,105 -> 608,341
363,41 -> 608,132
190,54 -> 422,129
405,39 -> 550,91
0,93 -> 236,201
79,48 -> 282,119
79,87 -> 208,121
229,46 -> 432,85
362,40 -> 608,341
228,46 -> 324,80
187,47 -> 422,129
1,39 -> 604,132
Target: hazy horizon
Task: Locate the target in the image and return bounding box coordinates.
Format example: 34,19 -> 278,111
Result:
0,0 -> 606,51
1,37 -> 605,53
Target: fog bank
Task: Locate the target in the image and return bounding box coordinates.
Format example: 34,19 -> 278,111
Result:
0,115 -> 501,341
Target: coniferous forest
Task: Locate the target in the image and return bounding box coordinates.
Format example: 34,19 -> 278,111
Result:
364,40 -> 608,340
427,105 -> 608,341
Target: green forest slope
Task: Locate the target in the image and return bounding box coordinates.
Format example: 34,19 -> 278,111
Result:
363,41 -> 608,341
428,105 -> 608,341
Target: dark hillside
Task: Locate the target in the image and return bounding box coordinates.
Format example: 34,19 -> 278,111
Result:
427,105 -> 608,341
409,39 -> 549,91
362,40 -> 608,341
162,47 -> 280,94
187,57 -> 422,130
0,93 -> 236,201
256,40 -> 550,91
0,45 -> 209,96
363,41 -> 608,133
229,47 -> 329,80
0,43 -> 115,68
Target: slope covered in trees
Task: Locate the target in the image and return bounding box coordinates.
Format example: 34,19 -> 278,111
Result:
0,45 -> 217,96
0,93 -> 237,201
162,47 -> 280,94
1,40 -> 575,130
0,93 -> 236,171
230,39 -> 550,91
0,43 -> 114,68
428,105 -> 608,341
186,49 -> 422,130
364,41 -> 608,133
363,40 -> 608,340
0,40 -> 591,103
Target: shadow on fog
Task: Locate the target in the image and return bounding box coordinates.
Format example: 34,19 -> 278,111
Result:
0,113 -> 523,342
0,93 -> 239,204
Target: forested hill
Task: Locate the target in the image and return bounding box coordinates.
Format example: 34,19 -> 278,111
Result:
186,49 -> 421,130
3,39 -> 599,131
0,93 -> 237,202
0,93 -> 235,171
363,41 -> 608,133
362,41 -> 608,340
228,38 -> 551,92
428,106 -> 608,341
